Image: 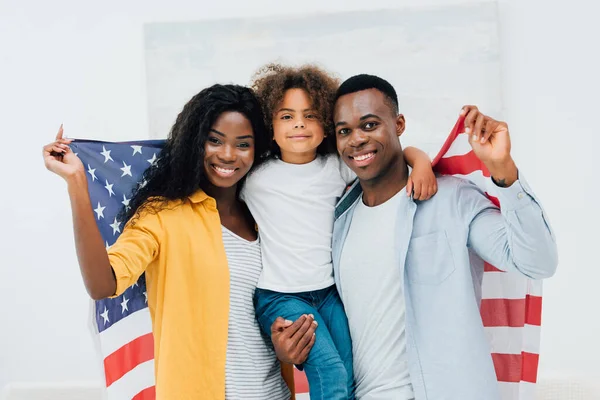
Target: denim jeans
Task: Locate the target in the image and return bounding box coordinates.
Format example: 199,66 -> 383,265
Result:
254,285 -> 354,400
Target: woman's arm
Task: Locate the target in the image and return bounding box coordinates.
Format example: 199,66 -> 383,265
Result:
67,172 -> 117,299
43,126 -> 117,299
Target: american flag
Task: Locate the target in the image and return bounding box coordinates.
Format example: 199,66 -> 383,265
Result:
71,139 -> 164,400
432,115 -> 542,400
72,113 -> 541,400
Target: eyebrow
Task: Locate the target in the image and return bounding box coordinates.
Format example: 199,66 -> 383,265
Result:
360,113 -> 382,121
335,113 -> 382,128
209,129 -> 254,140
277,108 -> 314,113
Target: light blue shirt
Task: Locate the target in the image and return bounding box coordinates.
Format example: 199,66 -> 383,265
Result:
332,173 -> 557,400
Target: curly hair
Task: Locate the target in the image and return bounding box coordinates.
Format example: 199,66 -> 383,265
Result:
120,84 -> 268,224
251,63 -> 340,158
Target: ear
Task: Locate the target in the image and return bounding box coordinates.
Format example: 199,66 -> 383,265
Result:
396,114 -> 406,137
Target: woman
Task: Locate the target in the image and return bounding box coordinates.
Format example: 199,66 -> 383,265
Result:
42,84 -> 314,399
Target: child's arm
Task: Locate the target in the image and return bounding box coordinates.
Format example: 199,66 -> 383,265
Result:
404,146 -> 437,200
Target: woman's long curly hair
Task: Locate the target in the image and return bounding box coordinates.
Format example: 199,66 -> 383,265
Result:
251,63 -> 340,159
120,84 -> 268,224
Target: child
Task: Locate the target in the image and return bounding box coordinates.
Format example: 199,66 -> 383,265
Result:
242,64 -> 436,400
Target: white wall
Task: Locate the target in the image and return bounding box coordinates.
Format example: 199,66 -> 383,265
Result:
1,0 -> 598,390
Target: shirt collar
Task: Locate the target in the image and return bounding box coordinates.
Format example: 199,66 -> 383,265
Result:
188,190 -> 210,204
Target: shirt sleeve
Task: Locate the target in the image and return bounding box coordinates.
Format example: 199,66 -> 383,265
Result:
108,210 -> 162,297
337,156 -> 357,185
239,181 -> 247,202
458,174 -> 557,279
239,166 -> 262,204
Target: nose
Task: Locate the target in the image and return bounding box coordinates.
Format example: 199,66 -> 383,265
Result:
294,117 -> 305,129
348,129 -> 368,148
217,144 -> 236,163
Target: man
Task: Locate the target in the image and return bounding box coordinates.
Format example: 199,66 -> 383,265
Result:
331,74 -> 557,399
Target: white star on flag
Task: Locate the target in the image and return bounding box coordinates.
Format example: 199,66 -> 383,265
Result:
147,153 -> 158,166
121,296 -> 129,314
143,291 -> 148,303
104,180 -> 115,197
100,146 -> 114,163
120,161 -> 132,177
87,164 -> 97,182
131,145 -> 143,156
122,194 -> 131,211
94,202 -> 106,220
100,307 -> 110,325
109,217 -> 121,235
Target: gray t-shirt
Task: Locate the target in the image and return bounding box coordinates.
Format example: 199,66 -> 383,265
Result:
222,226 -> 290,400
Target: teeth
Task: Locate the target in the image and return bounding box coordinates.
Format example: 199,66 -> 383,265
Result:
354,152 -> 374,161
214,166 -> 235,174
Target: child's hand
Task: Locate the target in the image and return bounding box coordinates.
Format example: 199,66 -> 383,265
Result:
406,161 -> 437,200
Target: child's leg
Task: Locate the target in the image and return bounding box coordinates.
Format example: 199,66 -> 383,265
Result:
317,285 -> 355,400
254,288 -> 348,400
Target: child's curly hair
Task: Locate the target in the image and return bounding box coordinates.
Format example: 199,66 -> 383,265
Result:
251,63 -> 340,158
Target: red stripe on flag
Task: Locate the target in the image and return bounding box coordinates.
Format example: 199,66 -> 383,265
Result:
432,116 -> 465,166
132,386 -> 156,400
481,298 -> 525,327
492,352 -> 539,383
293,368 -> 309,394
486,194 -> 500,208
525,295 -> 543,326
434,151 -> 491,178
481,296 -> 542,327
104,332 -> 154,387
522,352 -> 540,383
484,262 -> 503,272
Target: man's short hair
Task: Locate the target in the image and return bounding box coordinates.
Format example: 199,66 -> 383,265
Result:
334,74 -> 399,115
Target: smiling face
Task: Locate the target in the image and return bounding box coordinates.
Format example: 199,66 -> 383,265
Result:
334,88 -> 406,184
272,88 -> 325,164
203,111 -> 255,189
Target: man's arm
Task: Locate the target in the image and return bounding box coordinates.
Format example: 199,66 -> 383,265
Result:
459,177 -> 557,279
280,362 -> 296,399
459,106 -> 557,278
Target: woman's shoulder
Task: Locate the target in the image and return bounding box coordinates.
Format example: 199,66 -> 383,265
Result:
133,194 -> 197,221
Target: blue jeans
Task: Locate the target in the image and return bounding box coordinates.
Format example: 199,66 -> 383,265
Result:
254,285 -> 354,400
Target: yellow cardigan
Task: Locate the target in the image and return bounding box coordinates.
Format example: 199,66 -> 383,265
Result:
108,190 -> 295,399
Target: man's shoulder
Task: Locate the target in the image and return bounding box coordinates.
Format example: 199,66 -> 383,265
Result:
334,179 -> 362,220
428,175 -> 485,203
432,175 -> 464,196
438,174 -> 469,186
